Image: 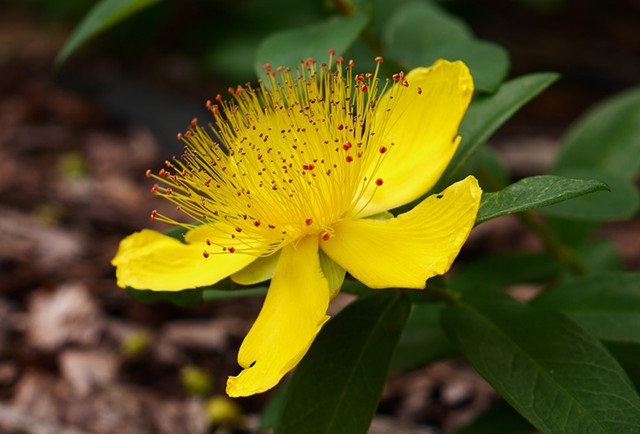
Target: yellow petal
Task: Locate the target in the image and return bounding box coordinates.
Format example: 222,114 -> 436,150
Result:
323,176 -> 481,289
112,228 -> 258,291
226,235 -> 330,397
359,60 -> 473,216
231,251 -> 280,285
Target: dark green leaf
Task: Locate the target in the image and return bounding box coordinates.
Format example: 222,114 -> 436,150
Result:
425,40 -> 510,93
275,291 -> 411,434
531,272 -> 640,344
553,87 -> 640,180
260,380 -> 291,431
456,400 -> 535,434
574,239 -> 623,272
436,73 -> 559,190
383,2 -> 471,68
254,14 -> 368,80
55,0 -> 163,68
127,287 -> 203,308
476,175 -> 609,225
390,303 -> 456,372
441,288 -> 640,434
541,169 -> 639,220
450,253 -> 561,293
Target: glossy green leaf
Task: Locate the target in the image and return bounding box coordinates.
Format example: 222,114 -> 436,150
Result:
436,73 -> 559,191
382,1 -> 471,67
254,14 -> 368,80
441,288 -> 640,434
531,272 -> 640,345
425,39 -> 510,93
275,291 -> 411,434
553,87 -> 640,180
390,303 -> 455,372
541,169 -> 639,220
55,0 -> 163,68
450,253 -> 561,293
475,175 -> 609,225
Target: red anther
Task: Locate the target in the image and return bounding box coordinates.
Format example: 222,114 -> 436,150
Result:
203,250 -> 209,258
263,63 -> 272,71
159,168 -> 165,176
328,49 -> 336,56
365,73 -> 372,78
268,224 -> 276,229
173,175 -> 178,183
190,118 -> 198,127
236,85 -> 244,94
346,155 -> 353,163
164,160 -> 171,168
276,66 -> 285,73
379,146 -> 388,154
206,239 -> 212,246
357,151 -> 363,158
375,56 -> 384,63
272,185 -> 278,190
336,56 -> 344,64
349,60 -> 355,67
376,178 -> 384,186
342,142 -> 352,150
399,71 -> 405,80
361,85 -> 368,93
228,87 -> 235,95
215,94 -> 222,102
305,218 -> 313,226
185,130 -> 192,137
269,71 -> 276,77
212,106 -> 219,115
163,171 -> 170,178
176,206 -> 180,211
235,227 -> 242,233
402,80 -> 409,87
254,220 -> 261,227
150,210 -> 157,222
145,169 -> 151,178
337,124 -> 344,131
177,132 -> 183,140
151,184 -> 159,194
355,75 -> 365,82
166,187 -> 172,195
228,247 -> 236,253
206,100 -> 212,109
392,73 -> 400,81
321,232 -> 330,241
302,163 -> 315,171
417,87 -> 422,95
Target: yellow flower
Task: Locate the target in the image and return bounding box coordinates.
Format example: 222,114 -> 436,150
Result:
112,56 -> 481,397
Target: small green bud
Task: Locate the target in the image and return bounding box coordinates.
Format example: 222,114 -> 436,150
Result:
120,330 -> 151,357
206,395 -> 243,426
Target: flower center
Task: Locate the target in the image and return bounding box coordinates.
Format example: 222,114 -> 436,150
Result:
148,54 -> 405,256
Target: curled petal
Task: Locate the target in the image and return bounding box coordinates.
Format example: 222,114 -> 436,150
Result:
226,235 -> 330,397
323,176 -> 482,289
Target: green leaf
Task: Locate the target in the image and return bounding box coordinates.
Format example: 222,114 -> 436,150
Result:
202,287 -> 267,301
275,291 -> 411,434
441,288 -> 640,434
390,303 -> 455,372
425,39 -> 510,93
553,87 -> 640,180
254,14 -> 368,80
541,169 -> 639,220
475,175 -> 609,225
382,1 -> 472,68
436,73 -> 559,191
450,253 -> 561,292
126,287 -> 203,308
456,400 -> 535,434
55,0 -> 163,68
531,272 -> 640,345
